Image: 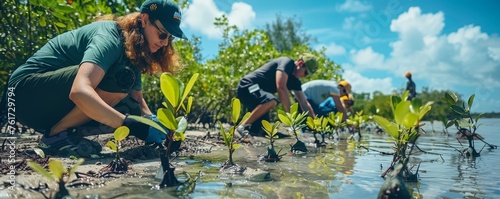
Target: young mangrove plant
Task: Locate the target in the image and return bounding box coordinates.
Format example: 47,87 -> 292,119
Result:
27,158 -> 84,199
277,102 -> 309,153
260,120 -> 285,162
372,92 -> 433,198
346,110 -> 369,141
306,116 -> 330,147
102,126 -> 130,174
444,92 -> 498,159
126,73 -> 198,188
327,111 -> 345,141
219,98 -> 249,173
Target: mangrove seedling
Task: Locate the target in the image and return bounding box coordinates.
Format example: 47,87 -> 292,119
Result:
219,98 -> 249,173
327,111 -> 345,141
278,102 -> 309,153
346,110 -> 369,141
372,92 -> 433,196
260,120 -> 285,162
102,126 -> 130,174
27,158 -> 84,199
306,116 -> 330,147
444,92 -> 498,159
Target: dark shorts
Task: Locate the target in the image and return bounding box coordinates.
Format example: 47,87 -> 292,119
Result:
235,80 -> 279,135
11,65 -> 138,132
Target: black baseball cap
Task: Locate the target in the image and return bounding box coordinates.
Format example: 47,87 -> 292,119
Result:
140,0 -> 188,40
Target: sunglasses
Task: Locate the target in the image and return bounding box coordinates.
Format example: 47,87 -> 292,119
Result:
153,23 -> 175,41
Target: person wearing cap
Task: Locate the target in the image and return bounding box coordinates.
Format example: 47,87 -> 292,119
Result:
404,71 -> 417,100
301,80 -> 354,121
235,53 -> 318,137
5,0 -> 187,157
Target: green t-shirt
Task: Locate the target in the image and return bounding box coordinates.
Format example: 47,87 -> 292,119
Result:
9,20 -> 141,91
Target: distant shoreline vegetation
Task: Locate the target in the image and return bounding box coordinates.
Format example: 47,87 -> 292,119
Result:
472,112 -> 500,118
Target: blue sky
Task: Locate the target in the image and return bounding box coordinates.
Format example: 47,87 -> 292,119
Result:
179,0 -> 500,113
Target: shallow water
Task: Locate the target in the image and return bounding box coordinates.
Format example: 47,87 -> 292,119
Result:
9,119 -> 500,199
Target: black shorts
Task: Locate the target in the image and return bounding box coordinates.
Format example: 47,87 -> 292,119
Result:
11,65 -> 138,132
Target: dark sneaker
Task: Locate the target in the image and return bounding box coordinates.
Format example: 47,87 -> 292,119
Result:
38,130 -> 100,158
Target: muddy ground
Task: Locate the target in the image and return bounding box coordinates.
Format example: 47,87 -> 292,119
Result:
0,126 -> 308,198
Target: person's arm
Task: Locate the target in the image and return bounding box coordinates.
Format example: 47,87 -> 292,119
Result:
276,70 -> 292,112
130,90 -> 152,115
294,90 -> 315,118
69,62 -> 126,128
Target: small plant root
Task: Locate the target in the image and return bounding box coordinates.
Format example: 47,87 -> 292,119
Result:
290,140 -> 308,153
98,158 -> 130,177
220,160 -> 246,174
259,147 -> 285,162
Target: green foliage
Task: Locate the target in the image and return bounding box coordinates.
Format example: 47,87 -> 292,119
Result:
278,102 -> 308,139
106,126 -> 130,159
261,120 -> 280,147
264,14 -> 313,53
372,92 -> 433,162
327,112 -> 346,136
28,158 -> 84,182
220,98 -> 250,164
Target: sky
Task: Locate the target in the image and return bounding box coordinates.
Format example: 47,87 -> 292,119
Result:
178,0 -> 500,113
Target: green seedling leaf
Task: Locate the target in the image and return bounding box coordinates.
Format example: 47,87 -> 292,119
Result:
106,141 -> 118,152
240,112 -> 251,126
390,95 -> 402,114
418,102 -> 433,120
475,112 -> 484,125
444,92 -> 458,104
48,159 -> 67,180
306,117 -> 314,130
290,103 -> 299,113
403,113 -> 419,129
127,115 -> 167,134
373,115 -> 399,138
69,158 -> 85,176
232,98 -> 241,123
27,160 -> 55,182
450,105 -> 467,115
114,126 -> 130,142
187,96 -> 193,114
157,108 -> 177,131
176,116 -> 188,133
262,120 -> 272,133
402,90 -> 409,101
180,73 -> 199,105
278,110 -> 291,126
394,100 -> 411,125
160,73 -> 180,108
233,143 -> 241,150
468,94 -> 475,110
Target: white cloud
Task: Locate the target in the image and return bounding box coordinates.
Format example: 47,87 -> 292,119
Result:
336,0 -> 372,12
227,2 -> 255,30
350,47 -> 386,70
183,0 -> 255,39
316,42 -> 346,56
342,70 -> 395,95
344,6 -> 500,107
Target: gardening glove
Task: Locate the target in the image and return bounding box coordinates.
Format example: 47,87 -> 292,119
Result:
123,114 -> 168,144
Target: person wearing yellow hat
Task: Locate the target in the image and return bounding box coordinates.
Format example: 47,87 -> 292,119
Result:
235,53 -> 319,137
404,71 -> 417,100
301,79 -> 354,121
5,0 -> 188,157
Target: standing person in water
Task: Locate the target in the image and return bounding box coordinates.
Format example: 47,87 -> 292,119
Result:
404,71 -> 417,100
235,53 -> 318,137
4,0 -> 188,157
